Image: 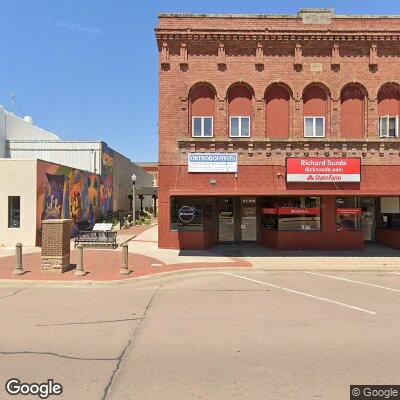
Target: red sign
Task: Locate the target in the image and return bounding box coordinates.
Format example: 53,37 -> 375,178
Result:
262,208 -> 278,215
336,208 -> 362,215
286,158 -> 361,183
278,207 -> 321,215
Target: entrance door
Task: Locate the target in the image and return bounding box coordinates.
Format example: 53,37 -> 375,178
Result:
240,197 -> 257,241
218,198 -> 235,242
361,198 -> 376,242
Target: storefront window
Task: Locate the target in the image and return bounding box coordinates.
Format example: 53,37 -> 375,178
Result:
380,197 -> 400,229
381,214 -> 400,229
171,197 -> 214,231
336,197 -> 361,230
203,197 -> 215,230
278,197 -> 321,231
261,197 -> 321,231
261,197 -> 278,230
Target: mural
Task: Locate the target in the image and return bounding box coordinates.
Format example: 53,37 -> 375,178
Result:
101,143 -> 114,215
37,152 -> 113,236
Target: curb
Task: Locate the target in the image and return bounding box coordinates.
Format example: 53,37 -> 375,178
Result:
0,265 -> 399,288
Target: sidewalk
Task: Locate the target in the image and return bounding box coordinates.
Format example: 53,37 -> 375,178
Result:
117,220 -> 158,242
0,224 -> 399,284
0,224 -> 250,282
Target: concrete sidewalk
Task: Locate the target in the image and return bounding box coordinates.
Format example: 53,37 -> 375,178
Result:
1,224 -> 400,285
130,226 -> 400,270
213,243 -> 400,269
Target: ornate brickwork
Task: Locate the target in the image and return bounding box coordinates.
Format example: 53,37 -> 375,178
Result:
156,9 -> 400,249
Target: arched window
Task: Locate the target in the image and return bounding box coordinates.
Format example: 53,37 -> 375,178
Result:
228,84 -> 253,137
378,84 -> 400,138
190,84 -> 215,137
340,84 -> 366,138
303,85 -> 328,138
265,85 -> 290,138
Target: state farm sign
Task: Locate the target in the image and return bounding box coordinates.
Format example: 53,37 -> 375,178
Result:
286,158 -> 361,183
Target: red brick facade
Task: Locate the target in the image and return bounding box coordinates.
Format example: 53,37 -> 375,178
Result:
156,8 -> 400,250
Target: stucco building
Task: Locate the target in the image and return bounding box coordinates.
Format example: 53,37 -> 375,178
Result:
156,8 -> 400,250
0,107 -> 154,246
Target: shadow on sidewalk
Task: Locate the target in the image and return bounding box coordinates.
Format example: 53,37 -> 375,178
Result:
180,243 -> 400,258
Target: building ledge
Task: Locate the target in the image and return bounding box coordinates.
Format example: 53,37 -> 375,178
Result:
178,138 -> 400,144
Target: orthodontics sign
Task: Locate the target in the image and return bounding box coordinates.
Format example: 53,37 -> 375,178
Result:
286,158 -> 361,183
188,153 -> 238,173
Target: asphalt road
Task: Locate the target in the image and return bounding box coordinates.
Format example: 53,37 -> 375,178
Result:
0,270 -> 399,399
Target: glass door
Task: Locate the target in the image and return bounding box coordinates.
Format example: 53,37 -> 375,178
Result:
218,198 -> 235,242
241,197 -> 257,241
361,198 -> 376,242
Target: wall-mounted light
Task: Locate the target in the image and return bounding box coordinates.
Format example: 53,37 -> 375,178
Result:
209,179 -> 217,185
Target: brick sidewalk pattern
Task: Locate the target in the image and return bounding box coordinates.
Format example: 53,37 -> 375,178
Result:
0,249 -> 251,281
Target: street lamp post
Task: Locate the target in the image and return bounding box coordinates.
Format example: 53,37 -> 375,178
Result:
131,174 -> 136,225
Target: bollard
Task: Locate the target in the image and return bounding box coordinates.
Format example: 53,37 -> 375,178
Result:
119,243 -> 131,275
74,244 -> 86,276
124,218 -> 129,229
12,243 -> 26,276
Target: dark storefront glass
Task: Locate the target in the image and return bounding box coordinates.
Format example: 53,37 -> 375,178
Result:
261,197 -> 278,230
171,197 -> 214,231
380,197 -> 400,229
336,197 -> 361,230
381,214 -> 400,229
203,197 -> 215,230
278,197 -> 321,231
261,197 -> 321,231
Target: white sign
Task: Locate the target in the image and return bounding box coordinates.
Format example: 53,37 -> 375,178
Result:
178,206 -> 195,223
92,223 -> 113,231
188,153 -> 238,173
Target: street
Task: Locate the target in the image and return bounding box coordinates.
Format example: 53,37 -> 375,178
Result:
0,270 -> 399,399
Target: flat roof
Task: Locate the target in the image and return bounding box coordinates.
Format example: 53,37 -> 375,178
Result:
158,9 -> 400,19
137,162 -> 158,166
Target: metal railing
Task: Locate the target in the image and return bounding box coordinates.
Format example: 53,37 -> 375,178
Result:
104,210 -> 133,227
74,230 -> 118,249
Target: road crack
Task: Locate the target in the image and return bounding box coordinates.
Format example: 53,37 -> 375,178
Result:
37,318 -> 142,327
0,288 -> 26,300
101,285 -> 162,400
0,350 -> 117,362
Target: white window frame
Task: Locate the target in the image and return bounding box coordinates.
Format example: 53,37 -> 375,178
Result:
304,116 -> 326,138
229,116 -> 251,138
379,115 -> 399,138
192,116 -> 213,138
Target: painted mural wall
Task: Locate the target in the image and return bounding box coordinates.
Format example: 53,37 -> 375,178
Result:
37,154 -> 113,237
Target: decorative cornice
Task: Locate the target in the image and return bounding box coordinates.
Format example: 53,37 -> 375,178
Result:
155,31 -> 400,42
176,139 -> 400,161
178,138 -> 400,144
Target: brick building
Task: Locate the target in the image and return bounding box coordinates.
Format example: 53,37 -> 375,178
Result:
156,8 -> 400,251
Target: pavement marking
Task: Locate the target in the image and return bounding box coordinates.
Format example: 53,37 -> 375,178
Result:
221,272 -> 377,315
390,272 -> 400,275
306,272 -> 400,292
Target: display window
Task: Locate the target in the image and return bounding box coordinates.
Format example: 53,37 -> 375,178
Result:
171,197 -> 214,231
278,197 -> 321,231
261,197 -> 278,230
380,197 -> 400,229
336,197 -> 361,230
261,197 -> 321,231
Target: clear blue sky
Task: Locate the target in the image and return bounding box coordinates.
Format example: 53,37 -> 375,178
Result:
2,1 -> 400,162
